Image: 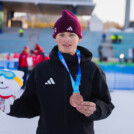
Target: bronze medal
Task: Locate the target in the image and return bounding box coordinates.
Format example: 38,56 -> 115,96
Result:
69,92 -> 83,107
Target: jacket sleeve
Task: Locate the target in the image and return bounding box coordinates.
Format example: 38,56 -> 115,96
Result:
8,69 -> 40,118
88,64 -> 114,121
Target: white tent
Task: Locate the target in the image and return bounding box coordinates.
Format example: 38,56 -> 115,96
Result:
89,15 -> 103,31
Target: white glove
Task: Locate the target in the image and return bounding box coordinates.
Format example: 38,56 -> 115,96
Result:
0,96 -> 15,114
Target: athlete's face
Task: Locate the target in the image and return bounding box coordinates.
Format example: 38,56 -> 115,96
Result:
55,32 -> 81,55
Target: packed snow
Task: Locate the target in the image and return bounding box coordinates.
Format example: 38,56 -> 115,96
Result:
0,90 -> 134,134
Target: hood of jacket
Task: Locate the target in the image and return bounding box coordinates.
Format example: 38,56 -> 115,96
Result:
49,45 -> 92,65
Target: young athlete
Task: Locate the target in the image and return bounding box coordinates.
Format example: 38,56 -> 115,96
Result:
0,10 -> 114,134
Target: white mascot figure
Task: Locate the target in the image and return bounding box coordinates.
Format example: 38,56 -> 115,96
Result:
0,69 -> 24,113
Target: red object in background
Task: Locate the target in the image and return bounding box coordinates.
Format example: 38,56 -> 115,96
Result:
44,55 -> 50,61
35,53 -> 44,65
13,52 -> 19,59
6,55 -> 10,60
18,51 -> 29,67
35,44 -> 44,53
34,44 -> 50,65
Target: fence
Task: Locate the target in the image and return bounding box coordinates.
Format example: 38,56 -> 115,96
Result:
99,64 -> 134,90
0,60 -> 18,70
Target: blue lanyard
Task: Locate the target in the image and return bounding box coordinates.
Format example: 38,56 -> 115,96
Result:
58,50 -> 81,93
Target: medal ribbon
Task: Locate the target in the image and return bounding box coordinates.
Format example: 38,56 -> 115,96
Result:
58,50 -> 81,93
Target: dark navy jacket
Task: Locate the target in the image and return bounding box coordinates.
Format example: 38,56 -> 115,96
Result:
9,46 -> 114,134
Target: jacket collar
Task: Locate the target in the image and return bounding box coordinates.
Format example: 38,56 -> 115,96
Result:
49,45 -> 92,64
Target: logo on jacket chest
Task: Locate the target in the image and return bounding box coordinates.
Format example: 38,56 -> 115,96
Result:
45,77 -> 55,85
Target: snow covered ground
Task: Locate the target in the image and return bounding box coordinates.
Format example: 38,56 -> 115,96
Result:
95,90 -> 134,134
0,90 -> 134,134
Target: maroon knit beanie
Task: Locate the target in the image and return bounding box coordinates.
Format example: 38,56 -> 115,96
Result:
53,10 -> 82,39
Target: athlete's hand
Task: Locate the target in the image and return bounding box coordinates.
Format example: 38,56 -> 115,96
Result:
76,101 -> 96,117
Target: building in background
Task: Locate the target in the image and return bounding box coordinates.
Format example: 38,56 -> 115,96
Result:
89,15 -> 103,31
0,0 -> 95,29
